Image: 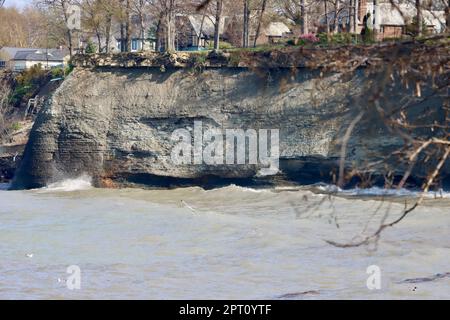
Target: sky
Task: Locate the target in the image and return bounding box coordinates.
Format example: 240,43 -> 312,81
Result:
4,0 -> 32,9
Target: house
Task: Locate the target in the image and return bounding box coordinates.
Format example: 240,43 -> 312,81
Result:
360,1 -> 446,38
252,22 -> 292,45
12,49 -> 69,72
224,16 -> 292,47
0,47 -> 69,72
318,1 -> 445,39
115,33 -> 156,53
0,47 -> 32,69
77,35 -> 116,54
175,14 -> 228,50
114,14 -> 156,52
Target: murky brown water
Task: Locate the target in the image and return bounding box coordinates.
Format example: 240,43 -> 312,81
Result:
0,179 -> 449,299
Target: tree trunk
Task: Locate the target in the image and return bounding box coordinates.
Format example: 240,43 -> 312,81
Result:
166,14 -> 172,51
333,0 -> 340,33
416,0 -> 422,36
373,0 -> 379,38
105,13 -> 112,53
446,0 -> 450,32
243,0 -> 250,47
140,14 -> 145,51
253,0 -> 267,47
324,0 -> 329,34
166,12 -> 176,52
125,0 -> 131,52
120,23 -> 125,52
300,0 -> 308,34
96,32 -> 102,53
155,17 -> 162,52
61,0 -> 73,57
198,13 -> 207,48
349,0 -> 354,33
67,30 -> 73,57
213,0 -> 223,51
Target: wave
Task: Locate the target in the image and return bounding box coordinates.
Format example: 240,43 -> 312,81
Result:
203,183 -> 450,199
41,175 -> 93,192
0,183 -> 10,191
206,184 -> 272,194
313,184 -> 450,198
192,183 -> 450,199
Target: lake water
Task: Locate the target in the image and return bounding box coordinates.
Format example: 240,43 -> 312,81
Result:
0,178 -> 449,299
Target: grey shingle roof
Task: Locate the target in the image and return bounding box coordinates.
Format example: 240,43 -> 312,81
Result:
12,49 -> 68,62
0,47 -> 38,59
178,14 -> 226,38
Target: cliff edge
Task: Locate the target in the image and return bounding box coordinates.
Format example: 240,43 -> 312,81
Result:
12,42 -> 450,189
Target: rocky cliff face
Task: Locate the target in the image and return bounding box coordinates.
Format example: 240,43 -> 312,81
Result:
11,63 -> 448,189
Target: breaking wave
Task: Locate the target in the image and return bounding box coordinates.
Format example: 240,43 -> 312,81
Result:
313,184 -> 450,198
0,183 -> 10,191
42,175 -> 93,192
206,184 -> 272,194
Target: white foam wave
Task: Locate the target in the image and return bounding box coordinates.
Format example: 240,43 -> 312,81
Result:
0,183 -> 10,191
43,175 -> 93,192
314,184 -> 450,198
206,184 -> 271,194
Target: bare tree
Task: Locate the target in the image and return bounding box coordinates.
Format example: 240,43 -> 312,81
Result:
213,0 -> 224,50
416,0 -> 422,36
300,0 -> 308,34
151,0 -> 180,52
254,0 -> 268,47
0,71 -> 13,139
37,0 -> 76,57
295,36 -> 450,248
131,0 -> 150,51
333,0 -> 340,33
197,0 -> 224,50
82,0 -> 103,52
447,0 -> 450,31
324,0 -> 330,34
243,0 -> 250,47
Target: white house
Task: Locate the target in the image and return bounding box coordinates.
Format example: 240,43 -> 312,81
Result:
0,47 -> 30,69
0,47 -> 69,72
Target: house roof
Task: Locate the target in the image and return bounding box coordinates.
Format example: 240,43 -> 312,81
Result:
264,22 -> 291,37
13,49 -> 69,62
365,3 -> 445,30
320,3 -> 445,32
179,14 -> 227,38
113,14 -> 155,40
0,47 -> 39,59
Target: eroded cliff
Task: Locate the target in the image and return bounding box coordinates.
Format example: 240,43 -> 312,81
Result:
11,44 -> 449,189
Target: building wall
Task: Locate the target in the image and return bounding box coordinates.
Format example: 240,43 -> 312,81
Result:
114,39 -> 156,53
13,60 -> 64,72
381,25 -> 404,38
359,0 -> 368,23
13,61 -> 27,71
0,50 -> 14,70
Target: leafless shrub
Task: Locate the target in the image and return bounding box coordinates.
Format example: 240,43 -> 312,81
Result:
295,35 -> 450,248
0,72 -> 13,140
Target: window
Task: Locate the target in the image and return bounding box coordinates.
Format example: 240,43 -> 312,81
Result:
0,61 -> 5,68
132,40 -> 138,51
